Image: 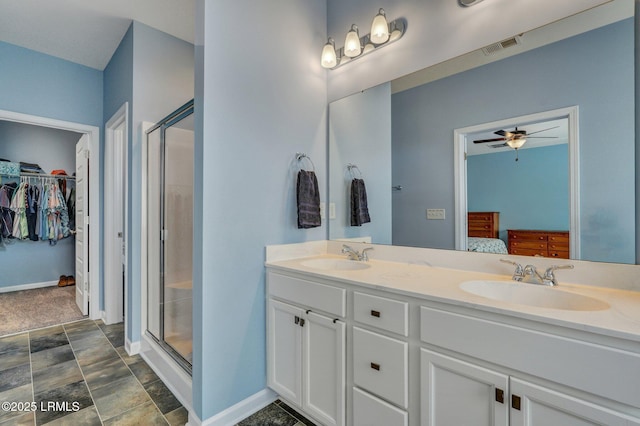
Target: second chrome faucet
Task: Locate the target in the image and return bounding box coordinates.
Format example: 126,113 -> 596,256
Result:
500,259 -> 573,286
342,244 -> 374,261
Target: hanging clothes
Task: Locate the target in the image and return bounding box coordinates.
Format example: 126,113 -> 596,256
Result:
0,182 -> 17,246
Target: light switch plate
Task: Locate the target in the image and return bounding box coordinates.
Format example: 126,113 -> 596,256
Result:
427,209 -> 445,220
320,202 -> 326,219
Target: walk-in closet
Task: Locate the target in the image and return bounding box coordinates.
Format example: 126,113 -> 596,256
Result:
0,119 -> 85,335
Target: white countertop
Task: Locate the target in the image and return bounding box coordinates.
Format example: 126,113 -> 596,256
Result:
266,254 -> 640,343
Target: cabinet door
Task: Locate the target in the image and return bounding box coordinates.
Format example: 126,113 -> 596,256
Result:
303,311 -> 346,426
268,299 -> 304,405
421,348 -> 509,426
510,378 -> 640,426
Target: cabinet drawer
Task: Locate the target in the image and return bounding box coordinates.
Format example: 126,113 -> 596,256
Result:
353,387 -> 407,426
353,327 -> 408,408
548,233 -> 569,244
354,292 -> 408,337
268,272 -> 346,317
469,231 -> 494,238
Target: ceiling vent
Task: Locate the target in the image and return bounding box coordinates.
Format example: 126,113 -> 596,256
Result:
482,35 -> 522,55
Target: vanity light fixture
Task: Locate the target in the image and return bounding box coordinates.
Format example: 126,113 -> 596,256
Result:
321,37 -> 338,69
321,9 -> 405,69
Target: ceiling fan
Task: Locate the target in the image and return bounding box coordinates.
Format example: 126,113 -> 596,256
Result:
473,125 -> 559,161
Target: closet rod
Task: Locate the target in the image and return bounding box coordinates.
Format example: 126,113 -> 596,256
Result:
19,172 -> 76,180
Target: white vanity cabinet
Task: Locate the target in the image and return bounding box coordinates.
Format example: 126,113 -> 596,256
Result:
420,306 -> 640,426
267,272 -> 346,426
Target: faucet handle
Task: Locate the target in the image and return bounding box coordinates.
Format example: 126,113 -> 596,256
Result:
500,259 -> 524,281
361,247 -> 374,261
543,264 -> 574,286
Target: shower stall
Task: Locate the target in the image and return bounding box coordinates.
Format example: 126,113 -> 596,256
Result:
146,100 -> 194,372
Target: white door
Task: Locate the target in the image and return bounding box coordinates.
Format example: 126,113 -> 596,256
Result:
510,378 -> 640,426
421,348 -> 509,426
268,299 -> 303,405
303,312 -> 345,426
75,135 -> 90,315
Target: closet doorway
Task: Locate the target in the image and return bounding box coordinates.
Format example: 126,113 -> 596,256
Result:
0,109 -> 101,320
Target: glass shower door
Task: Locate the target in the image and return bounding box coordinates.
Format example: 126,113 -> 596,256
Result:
146,101 -> 194,371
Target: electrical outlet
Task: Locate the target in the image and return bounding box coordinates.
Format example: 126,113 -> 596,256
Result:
426,209 -> 445,220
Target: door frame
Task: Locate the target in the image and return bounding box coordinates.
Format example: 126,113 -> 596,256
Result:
0,108 -> 101,320
104,102 -> 129,325
453,106 -> 580,258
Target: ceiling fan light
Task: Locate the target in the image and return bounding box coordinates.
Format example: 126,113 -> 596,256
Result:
507,138 -> 526,149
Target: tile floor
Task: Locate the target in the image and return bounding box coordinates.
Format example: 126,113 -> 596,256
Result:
0,319 -> 188,425
0,318 -> 315,426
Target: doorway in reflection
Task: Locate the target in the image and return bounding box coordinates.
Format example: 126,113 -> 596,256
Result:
146,100 -> 194,372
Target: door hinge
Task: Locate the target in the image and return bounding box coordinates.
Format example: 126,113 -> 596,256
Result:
299,318 -> 305,327
84,281 -> 88,292
294,316 -> 300,325
495,388 -> 504,404
84,150 -> 90,159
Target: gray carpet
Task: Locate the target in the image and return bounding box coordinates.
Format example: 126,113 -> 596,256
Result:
0,285 -> 86,336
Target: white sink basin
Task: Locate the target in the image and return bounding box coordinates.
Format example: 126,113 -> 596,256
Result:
459,280 -> 609,311
301,258 -> 371,271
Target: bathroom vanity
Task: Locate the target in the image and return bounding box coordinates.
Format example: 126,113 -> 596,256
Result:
265,242 -> 640,426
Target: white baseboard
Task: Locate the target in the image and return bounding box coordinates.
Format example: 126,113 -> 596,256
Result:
125,338 -> 141,355
188,388 -> 278,426
0,280 -> 58,293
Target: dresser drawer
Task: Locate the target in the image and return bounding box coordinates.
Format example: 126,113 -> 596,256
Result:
509,248 -> 547,257
510,241 -> 547,250
268,272 -> 346,317
354,292 -> 408,337
353,387 -> 408,426
353,327 -> 408,408
548,233 -> 569,244
469,230 -> 495,238
509,231 -> 548,241
548,250 -> 570,259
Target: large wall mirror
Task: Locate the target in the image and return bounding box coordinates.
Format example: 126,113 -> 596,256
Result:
328,1 -> 636,264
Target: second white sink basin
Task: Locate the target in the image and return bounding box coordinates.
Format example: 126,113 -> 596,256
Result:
301,258 -> 371,271
460,280 -> 609,311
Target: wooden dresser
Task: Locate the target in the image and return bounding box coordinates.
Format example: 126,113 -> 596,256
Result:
468,212 -> 499,239
508,230 -> 570,258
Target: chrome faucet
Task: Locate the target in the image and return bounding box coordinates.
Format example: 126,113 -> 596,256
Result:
342,244 -> 374,261
500,259 -> 573,286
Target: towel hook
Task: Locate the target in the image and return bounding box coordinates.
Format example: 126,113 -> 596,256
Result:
347,163 -> 363,179
296,152 -> 316,172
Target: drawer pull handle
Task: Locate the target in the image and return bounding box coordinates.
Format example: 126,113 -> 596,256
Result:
370,362 -> 380,371
495,388 -> 504,404
512,394 -> 521,411
370,310 -> 381,318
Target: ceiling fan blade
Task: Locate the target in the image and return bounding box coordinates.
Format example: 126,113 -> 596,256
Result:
494,130 -> 508,136
489,143 -> 508,148
526,136 -> 558,139
526,125 -> 560,136
473,137 -> 507,144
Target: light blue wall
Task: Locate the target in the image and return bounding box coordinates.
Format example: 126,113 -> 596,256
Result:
467,144 -> 569,243
0,121 -> 81,287
194,0 -> 327,420
103,24 -> 134,312
0,41 -> 103,285
329,83 -> 392,243
129,22 -> 194,342
392,19 -> 635,263
0,41 -> 103,126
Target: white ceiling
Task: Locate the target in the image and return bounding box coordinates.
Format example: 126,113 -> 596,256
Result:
0,0 -> 195,70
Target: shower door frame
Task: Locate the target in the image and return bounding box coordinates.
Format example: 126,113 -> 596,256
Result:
144,100 -> 194,375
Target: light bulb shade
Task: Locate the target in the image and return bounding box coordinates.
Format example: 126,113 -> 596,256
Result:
370,9 -> 389,44
321,39 -> 337,68
344,25 -> 362,58
506,138 -> 526,149
363,43 -> 375,54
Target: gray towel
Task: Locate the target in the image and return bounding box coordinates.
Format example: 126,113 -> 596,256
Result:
350,178 -> 371,226
297,170 -> 321,229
